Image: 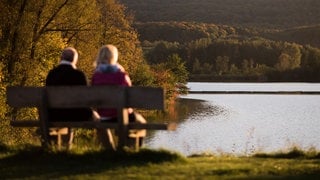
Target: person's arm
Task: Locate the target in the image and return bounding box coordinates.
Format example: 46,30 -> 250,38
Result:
116,63 -> 126,72
124,73 -> 133,113
125,74 -> 132,87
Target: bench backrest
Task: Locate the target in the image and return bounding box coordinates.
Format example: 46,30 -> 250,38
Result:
7,85 -> 165,149
7,86 -> 164,110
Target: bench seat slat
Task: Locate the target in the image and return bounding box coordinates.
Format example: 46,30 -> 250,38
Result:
10,120 -> 40,127
129,123 -> 176,130
7,87 -> 43,107
50,121 -> 119,129
10,120 -> 176,130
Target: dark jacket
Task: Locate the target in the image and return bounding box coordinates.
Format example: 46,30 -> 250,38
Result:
45,64 -> 92,121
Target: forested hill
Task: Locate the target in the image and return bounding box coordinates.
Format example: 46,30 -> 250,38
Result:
120,0 -> 320,29
119,0 -> 320,82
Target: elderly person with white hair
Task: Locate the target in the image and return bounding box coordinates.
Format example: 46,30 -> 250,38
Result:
46,47 -> 99,149
92,44 -> 147,148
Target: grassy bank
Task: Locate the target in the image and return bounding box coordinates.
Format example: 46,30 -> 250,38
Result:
1,145 -> 320,179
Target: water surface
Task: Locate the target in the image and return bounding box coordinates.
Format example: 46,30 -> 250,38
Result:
146,83 -> 320,156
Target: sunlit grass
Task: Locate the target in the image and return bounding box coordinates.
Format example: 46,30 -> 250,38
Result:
253,147 -> 320,159
1,144 -> 320,179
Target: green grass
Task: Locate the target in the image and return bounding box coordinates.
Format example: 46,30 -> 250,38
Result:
1,145 -> 320,179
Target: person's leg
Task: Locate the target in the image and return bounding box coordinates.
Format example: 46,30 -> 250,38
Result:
96,117 -> 117,151
132,112 -> 147,124
67,128 -> 74,150
92,110 -> 100,121
96,128 -> 116,151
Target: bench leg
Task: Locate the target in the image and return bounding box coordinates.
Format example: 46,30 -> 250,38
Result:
134,137 -> 141,150
126,112 -> 147,151
128,129 -> 146,151
49,128 -> 73,150
127,136 -> 144,151
126,137 -> 138,150
57,133 -> 62,150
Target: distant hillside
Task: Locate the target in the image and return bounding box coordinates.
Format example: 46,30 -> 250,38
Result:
133,22 -> 237,43
120,0 -> 320,29
133,22 -> 320,48
260,25 -> 320,48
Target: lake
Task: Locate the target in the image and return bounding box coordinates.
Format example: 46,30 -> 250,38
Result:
145,82 -> 320,156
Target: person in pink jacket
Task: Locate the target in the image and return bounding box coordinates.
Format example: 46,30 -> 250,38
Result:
92,44 -> 146,148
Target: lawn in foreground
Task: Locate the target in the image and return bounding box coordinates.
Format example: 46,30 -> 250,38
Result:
0,145 -> 320,179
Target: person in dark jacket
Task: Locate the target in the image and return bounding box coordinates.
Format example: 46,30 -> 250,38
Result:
46,47 -> 94,121
45,47 -> 97,149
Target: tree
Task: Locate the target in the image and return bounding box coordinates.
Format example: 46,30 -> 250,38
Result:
0,0 -> 97,144
278,43 -> 302,70
202,63 -> 213,74
146,41 -> 180,65
0,0 -> 158,85
192,58 -> 201,74
230,64 -> 240,75
0,0 -> 161,145
275,53 -> 291,71
0,0 -> 99,86
215,56 -> 230,75
151,63 -> 176,102
166,54 -> 188,84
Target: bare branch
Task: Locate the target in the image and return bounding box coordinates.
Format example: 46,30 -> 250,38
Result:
35,0 -> 70,41
45,28 -> 98,32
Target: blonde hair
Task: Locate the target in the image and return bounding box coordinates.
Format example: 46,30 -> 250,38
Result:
95,44 -> 118,67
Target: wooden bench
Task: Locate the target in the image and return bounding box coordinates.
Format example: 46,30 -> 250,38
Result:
6,86 -> 176,151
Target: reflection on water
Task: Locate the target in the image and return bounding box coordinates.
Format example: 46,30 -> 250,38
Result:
171,98 -> 228,123
145,83 -> 320,156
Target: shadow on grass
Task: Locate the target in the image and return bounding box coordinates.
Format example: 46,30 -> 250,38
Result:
0,144 -> 185,179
